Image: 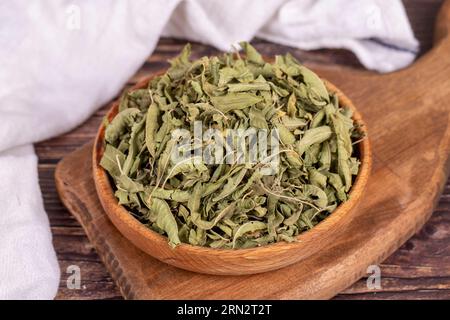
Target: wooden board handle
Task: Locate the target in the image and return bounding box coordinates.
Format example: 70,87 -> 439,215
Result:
434,0 -> 450,45
395,0 -> 450,72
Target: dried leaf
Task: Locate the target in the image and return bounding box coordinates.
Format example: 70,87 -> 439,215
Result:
210,93 -> 263,113
296,126 -> 332,156
100,144 -> 125,178
232,221 -> 267,248
240,42 -> 265,65
105,108 -> 140,145
145,102 -> 160,157
151,198 -> 180,247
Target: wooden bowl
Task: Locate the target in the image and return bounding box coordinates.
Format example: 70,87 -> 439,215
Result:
93,71 -> 371,276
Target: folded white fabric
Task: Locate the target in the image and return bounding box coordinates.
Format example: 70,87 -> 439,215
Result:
0,0 -> 418,299
0,145 -> 61,299
0,0 -> 179,300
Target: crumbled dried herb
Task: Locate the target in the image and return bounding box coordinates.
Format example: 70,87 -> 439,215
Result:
100,42 -> 363,249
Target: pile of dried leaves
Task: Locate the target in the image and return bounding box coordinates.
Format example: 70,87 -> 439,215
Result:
100,42 -> 362,249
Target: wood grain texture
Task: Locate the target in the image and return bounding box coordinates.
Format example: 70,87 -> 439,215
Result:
34,0 -> 449,299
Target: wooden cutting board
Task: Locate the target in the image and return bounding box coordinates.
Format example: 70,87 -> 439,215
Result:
54,2 -> 450,299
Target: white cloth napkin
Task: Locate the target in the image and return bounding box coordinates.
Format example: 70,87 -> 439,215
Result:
0,0 -> 418,299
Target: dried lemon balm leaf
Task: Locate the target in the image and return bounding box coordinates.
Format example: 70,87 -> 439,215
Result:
100,42 -> 364,249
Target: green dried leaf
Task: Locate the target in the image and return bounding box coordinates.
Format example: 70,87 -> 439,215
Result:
287,93 -> 297,117
100,144 -> 125,178
299,66 -> 329,103
122,118 -> 145,176
227,83 -> 271,92
151,198 -> 180,247
240,42 -> 265,65
145,102 -> 160,157
296,126 -> 332,156
281,116 -> 307,130
276,123 -> 296,145
105,108 -> 140,145
309,168 -> 327,189
249,107 -> 268,129
303,184 -> 328,209
232,221 -> 267,248
192,202 -> 236,230
210,93 -> 263,113
148,187 -> 191,203
213,167 -> 248,202
167,44 -> 192,80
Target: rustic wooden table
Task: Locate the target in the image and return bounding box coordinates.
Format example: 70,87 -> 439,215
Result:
36,0 -> 449,299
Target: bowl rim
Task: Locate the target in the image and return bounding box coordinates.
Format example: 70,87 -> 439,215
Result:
92,69 -> 371,257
